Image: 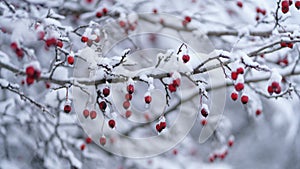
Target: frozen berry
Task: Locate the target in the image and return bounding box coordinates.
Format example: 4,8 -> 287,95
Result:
102,87 -> 110,97
81,36 -> 89,43
182,54 -> 190,63
241,95 -> 249,104
90,110 -> 97,119
231,92 -> 238,101
98,101 -> 107,111
83,109 -> 89,118
144,95 -> 152,104
255,109 -> 262,116
67,56 -> 74,65
108,119 -> 116,128
85,137 -> 92,144
234,83 -> 244,91
236,67 -> 244,74
100,136 -> 106,146
125,93 -> 132,100
201,108 -> 208,118
123,101 -> 130,109
168,84 -> 177,92
64,104 -> 71,113
125,110 -> 132,118
231,72 -> 238,80
237,1 -> 243,8
26,66 -> 35,77
56,40 -> 63,48
127,84 -> 134,94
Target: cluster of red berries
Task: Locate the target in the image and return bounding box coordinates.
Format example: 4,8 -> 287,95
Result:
277,56 -> 289,66
168,78 -> 181,93
156,121 -> 167,133
10,42 -> 24,58
209,150 -> 229,162
45,37 -> 63,48
182,16 -> 192,26
230,67 -> 249,104
118,19 -> 137,32
282,0 -> 300,13
95,8 -> 108,18
280,41 -> 293,49
82,109 -> 97,119
80,137 -> 93,151
122,84 -> 134,118
25,65 -> 41,85
255,7 -> 266,21
200,106 -> 209,126
267,81 -> 281,95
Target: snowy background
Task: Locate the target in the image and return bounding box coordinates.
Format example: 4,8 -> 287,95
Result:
1,0 -> 300,169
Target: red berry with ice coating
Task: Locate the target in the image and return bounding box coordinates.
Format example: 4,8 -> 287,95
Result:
64,104 -> 71,113
108,119 -> 116,128
127,84 -> 134,94
125,110 -> 132,118
100,136 -> 106,146
125,93 -> 132,100
255,109 -> 262,116
81,36 -> 89,43
123,101 -> 130,109
83,109 -> 89,118
201,108 -> 208,118
237,1 -> 243,8
296,1 -> 300,9
168,84 -> 177,92
98,101 -> 107,111
56,40 -> 63,48
282,1 -> 289,13
90,110 -> 97,119
144,95 -> 152,104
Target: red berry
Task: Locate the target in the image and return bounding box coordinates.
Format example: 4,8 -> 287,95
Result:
127,84 -> 134,94
108,119 -> 115,128
173,78 -> 181,87
241,95 -> 249,104
173,149 -> 178,155
10,42 -> 18,50
64,104 -> 72,113
236,67 -> 244,74
255,15 -> 260,21
125,93 -> 132,100
231,72 -> 238,80
34,70 -> 41,79
234,83 -> 244,91
201,108 -> 208,118
96,12 -> 102,18
255,109 -> 262,116
26,76 -> 35,85
280,42 -> 287,47
83,109 -> 89,118
201,119 -> 207,126
209,156 -> 215,162
16,48 -> 24,58
287,43 -> 293,48
168,84 -> 177,92
80,144 -> 86,151
296,1 -> 300,9
274,86 -> 281,94
119,21 -> 126,27
185,16 -> 192,22
67,56 -> 74,65
156,124 -> 162,132
261,9 -> 266,15
102,88 -> 110,97
81,36 -> 89,43
102,8 -> 108,14
100,136 -> 106,146
125,110 -> 132,118
45,38 -> 57,47
267,85 -> 273,94
144,95 -> 152,104
282,1 -> 289,13
153,8 -> 158,14
228,140 -> 234,147
237,1 -> 243,8
90,110 -> 97,119
231,92 -> 238,101
289,0 -> 293,5
160,121 -> 167,129
98,101 -> 107,111
123,101 -> 130,109
182,54 -> 190,63
85,137 -> 92,144
45,82 -> 50,89
271,82 -> 280,88
256,7 -> 261,13
26,66 -> 35,77
86,0 -> 93,3
56,40 -> 63,48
